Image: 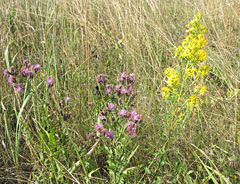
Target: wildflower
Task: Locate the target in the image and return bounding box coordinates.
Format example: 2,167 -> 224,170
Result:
47,77 -> 54,86
164,68 -> 180,87
126,122 -> 137,138
65,96 -> 71,102
108,103 -> 116,111
13,84 -> 23,93
114,85 -> 121,94
187,95 -> 198,107
200,85 -> 207,95
95,124 -> 105,134
8,76 -> 16,83
32,64 -> 41,72
186,67 -> 197,78
127,73 -> 135,83
120,88 -> 128,95
3,68 -> 9,76
119,109 -> 127,116
88,133 -> 94,138
127,85 -> 134,93
97,74 -> 107,83
106,131 -> 114,139
128,109 -> 140,122
199,64 -> 210,76
21,68 -> 33,78
100,115 -> 106,121
119,72 -> 127,83
162,87 -> 171,98
106,88 -> 111,94
23,59 -> 29,65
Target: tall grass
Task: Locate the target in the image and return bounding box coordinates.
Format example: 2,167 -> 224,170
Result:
0,0 -> 239,183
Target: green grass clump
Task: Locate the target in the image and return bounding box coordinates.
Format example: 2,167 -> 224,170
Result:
0,0 -> 239,183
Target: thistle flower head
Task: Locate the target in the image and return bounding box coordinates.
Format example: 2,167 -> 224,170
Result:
47,77 -> 54,86
108,103 -> 116,111
32,64 -> 41,72
106,131 -> 114,139
119,72 -> 127,83
8,76 -> 16,83
97,74 -> 107,83
95,124 -> 105,134
119,109 -> 127,116
3,68 -> 9,76
13,84 -> 23,93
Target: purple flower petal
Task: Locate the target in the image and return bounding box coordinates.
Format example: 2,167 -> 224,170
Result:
119,109 -> 127,116
106,131 -> 114,139
32,64 -> 41,72
3,68 -> 9,76
65,96 -> 71,102
108,103 -> 116,111
8,76 -> 16,83
119,72 -> 127,82
47,77 -> 54,86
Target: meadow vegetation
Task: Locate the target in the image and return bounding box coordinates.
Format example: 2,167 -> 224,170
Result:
0,0 -> 240,183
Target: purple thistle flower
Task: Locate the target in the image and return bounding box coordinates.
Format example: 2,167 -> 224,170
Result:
16,86 -> 23,93
106,131 -> 114,139
131,114 -> 139,122
47,77 -> 54,86
22,68 -> 33,78
126,122 -> 137,138
114,85 -> 121,94
8,76 -> 16,83
119,109 -> 127,116
127,73 -> 135,83
95,124 -> 105,134
97,74 -> 107,83
106,84 -> 113,88
108,103 -> 116,111
100,115 -> 106,121
127,85 -> 134,93
65,96 -> 71,102
88,133 -> 94,138
128,109 -> 140,122
3,68 -> 9,76
106,88 -> 111,94
23,59 -> 29,65
119,72 -> 127,83
120,88 -> 128,95
13,84 -> 23,93
32,64 -> 41,72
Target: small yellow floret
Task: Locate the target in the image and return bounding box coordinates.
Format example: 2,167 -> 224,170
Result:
187,95 -> 198,107
200,85 -> 207,95
162,87 -> 171,98
199,64 -> 210,76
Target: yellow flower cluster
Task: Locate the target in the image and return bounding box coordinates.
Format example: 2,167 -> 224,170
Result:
198,64 -> 210,76
162,13 -> 210,107
195,85 -> 207,96
186,67 -> 197,77
187,95 -> 198,107
162,68 -> 180,98
162,87 -> 171,98
164,68 -> 180,88
175,13 -> 208,65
